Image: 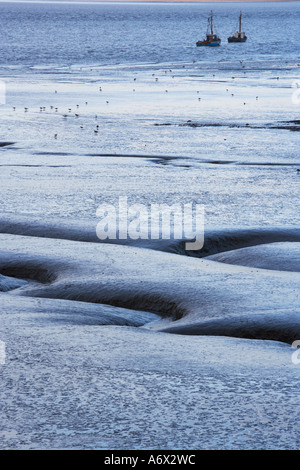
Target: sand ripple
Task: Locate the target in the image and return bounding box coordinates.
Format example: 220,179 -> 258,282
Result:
0,220 -> 299,344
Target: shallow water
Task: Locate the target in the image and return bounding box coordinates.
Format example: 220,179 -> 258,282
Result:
0,1 -> 300,450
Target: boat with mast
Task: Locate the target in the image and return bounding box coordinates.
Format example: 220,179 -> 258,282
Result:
196,11 -> 221,47
228,12 -> 247,43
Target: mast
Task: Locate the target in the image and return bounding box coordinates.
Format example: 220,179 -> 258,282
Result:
211,10 -> 214,35
239,12 -> 242,33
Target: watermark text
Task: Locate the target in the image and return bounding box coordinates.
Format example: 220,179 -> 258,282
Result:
0,81 -> 6,105
0,341 -> 6,365
96,197 -> 204,250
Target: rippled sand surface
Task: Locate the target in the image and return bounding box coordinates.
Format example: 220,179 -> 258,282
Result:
1,219 -> 300,449
1,1 -> 300,450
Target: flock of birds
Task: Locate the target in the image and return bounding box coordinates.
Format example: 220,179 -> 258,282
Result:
10,66 -> 265,144
13,87 -> 107,138
9,67 -> 299,173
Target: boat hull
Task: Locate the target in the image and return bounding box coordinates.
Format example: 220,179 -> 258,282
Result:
196,41 -> 221,47
228,36 -> 247,43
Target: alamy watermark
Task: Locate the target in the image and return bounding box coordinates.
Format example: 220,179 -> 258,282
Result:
0,81 -> 6,105
0,341 -> 6,365
96,197 -> 204,250
291,340 -> 300,365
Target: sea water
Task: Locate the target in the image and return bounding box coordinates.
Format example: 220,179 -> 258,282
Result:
0,1 -> 300,450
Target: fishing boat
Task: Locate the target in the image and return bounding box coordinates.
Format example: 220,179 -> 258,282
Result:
196,11 -> 221,47
228,12 -> 247,43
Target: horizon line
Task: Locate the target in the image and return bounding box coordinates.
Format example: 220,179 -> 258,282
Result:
0,0 -> 298,3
